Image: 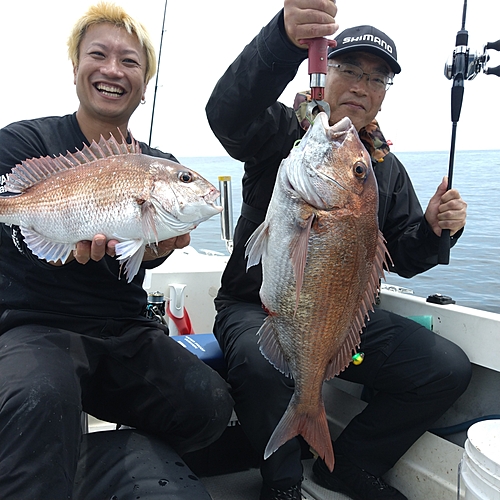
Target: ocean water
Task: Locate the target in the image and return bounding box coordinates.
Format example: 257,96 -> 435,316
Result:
179,151 -> 500,314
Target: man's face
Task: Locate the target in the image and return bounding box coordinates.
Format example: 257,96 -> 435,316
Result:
73,22 -> 147,126
324,51 -> 393,131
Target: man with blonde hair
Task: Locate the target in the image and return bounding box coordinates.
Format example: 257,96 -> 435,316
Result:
0,3 -> 232,498
67,2 -> 158,85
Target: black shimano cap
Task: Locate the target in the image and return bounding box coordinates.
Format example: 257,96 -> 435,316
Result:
328,25 -> 401,74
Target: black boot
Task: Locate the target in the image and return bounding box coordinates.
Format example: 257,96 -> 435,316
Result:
259,479 -> 303,500
313,455 -> 407,500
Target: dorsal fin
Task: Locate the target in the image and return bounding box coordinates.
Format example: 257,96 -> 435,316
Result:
5,130 -> 142,193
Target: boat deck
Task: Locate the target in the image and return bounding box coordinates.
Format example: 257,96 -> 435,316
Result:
87,415 -> 354,499
201,460 -> 353,500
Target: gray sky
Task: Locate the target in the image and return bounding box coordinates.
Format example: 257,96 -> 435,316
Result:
1,0 -> 499,157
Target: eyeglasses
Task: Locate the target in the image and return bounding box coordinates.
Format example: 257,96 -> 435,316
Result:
328,62 -> 394,92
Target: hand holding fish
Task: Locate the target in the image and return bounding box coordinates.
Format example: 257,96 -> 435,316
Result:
425,177 -> 467,236
284,0 -> 338,48
143,233 -> 191,261
45,231 -> 191,266
77,234 -> 116,263
47,234 -> 114,265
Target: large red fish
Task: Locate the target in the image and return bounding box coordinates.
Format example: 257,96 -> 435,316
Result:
0,133 -> 221,281
245,113 -> 389,471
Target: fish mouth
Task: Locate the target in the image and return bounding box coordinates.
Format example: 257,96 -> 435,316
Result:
318,115 -> 356,194
319,113 -> 354,140
94,82 -> 126,98
208,201 -> 223,214
204,188 -> 223,213
285,113 -> 354,208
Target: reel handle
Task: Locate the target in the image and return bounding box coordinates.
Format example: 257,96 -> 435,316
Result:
485,39 -> 500,51
485,65 -> 500,77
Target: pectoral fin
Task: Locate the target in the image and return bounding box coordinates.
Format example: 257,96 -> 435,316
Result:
289,214 -> 314,313
140,200 -> 159,243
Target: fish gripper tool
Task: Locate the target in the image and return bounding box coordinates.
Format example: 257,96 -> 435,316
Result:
301,37 -> 337,123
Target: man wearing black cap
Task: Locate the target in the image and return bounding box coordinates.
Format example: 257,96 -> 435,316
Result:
331,24 -> 401,70
206,1 -> 471,499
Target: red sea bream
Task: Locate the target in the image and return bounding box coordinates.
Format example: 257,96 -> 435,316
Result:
0,133 -> 222,282
245,113 -> 390,471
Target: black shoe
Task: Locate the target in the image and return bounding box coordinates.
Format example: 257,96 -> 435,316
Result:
259,479 -> 303,500
312,456 -> 407,500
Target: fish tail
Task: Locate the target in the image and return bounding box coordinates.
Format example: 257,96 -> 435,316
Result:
264,400 -> 334,472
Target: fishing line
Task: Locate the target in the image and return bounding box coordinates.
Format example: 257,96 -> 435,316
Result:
148,0 -> 168,147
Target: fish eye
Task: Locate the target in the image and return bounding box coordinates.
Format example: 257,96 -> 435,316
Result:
353,162 -> 367,178
178,171 -> 194,183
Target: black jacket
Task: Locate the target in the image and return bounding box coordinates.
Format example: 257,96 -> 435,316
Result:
0,113 -> 176,318
206,10 -> 461,310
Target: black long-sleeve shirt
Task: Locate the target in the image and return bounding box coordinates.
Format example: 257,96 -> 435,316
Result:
206,10 -> 461,310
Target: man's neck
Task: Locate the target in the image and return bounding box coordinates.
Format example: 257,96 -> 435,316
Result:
76,110 -> 129,145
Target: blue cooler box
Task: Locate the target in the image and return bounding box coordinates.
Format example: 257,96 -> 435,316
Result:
175,333 -> 226,375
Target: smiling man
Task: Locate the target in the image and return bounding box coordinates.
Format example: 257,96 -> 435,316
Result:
0,3 -> 232,498
70,15 -> 152,144
205,1 -> 471,499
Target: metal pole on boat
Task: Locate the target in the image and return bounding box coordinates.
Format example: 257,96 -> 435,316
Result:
148,0 -> 168,147
218,176 -> 234,254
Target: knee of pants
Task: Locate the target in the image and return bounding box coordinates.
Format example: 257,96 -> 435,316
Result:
0,326 -> 83,417
1,371 -> 82,426
442,350 -> 472,396
181,363 -> 233,433
238,355 -> 294,400
173,383 -> 233,454
416,343 -> 472,402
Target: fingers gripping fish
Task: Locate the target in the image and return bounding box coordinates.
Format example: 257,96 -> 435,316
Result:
245,113 -> 391,472
0,132 -> 222,282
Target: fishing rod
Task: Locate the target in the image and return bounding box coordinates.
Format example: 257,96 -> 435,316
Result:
146,0 -> 235,251
439,0 -> 500,264
148,0 -> 168,147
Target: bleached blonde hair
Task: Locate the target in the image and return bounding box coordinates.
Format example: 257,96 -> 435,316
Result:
67,2 -> 157,84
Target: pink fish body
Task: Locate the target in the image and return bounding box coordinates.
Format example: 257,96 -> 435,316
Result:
245,114 -> 389,471
0,133 -> 222,281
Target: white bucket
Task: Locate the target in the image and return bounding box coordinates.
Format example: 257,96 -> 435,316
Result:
460,420 -> 500,499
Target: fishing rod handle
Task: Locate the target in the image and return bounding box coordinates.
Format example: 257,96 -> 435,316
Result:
438,229 -> 451,265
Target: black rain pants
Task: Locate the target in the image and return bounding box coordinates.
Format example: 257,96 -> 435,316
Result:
213,302 -> 472,489
0,309 -> 233,499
